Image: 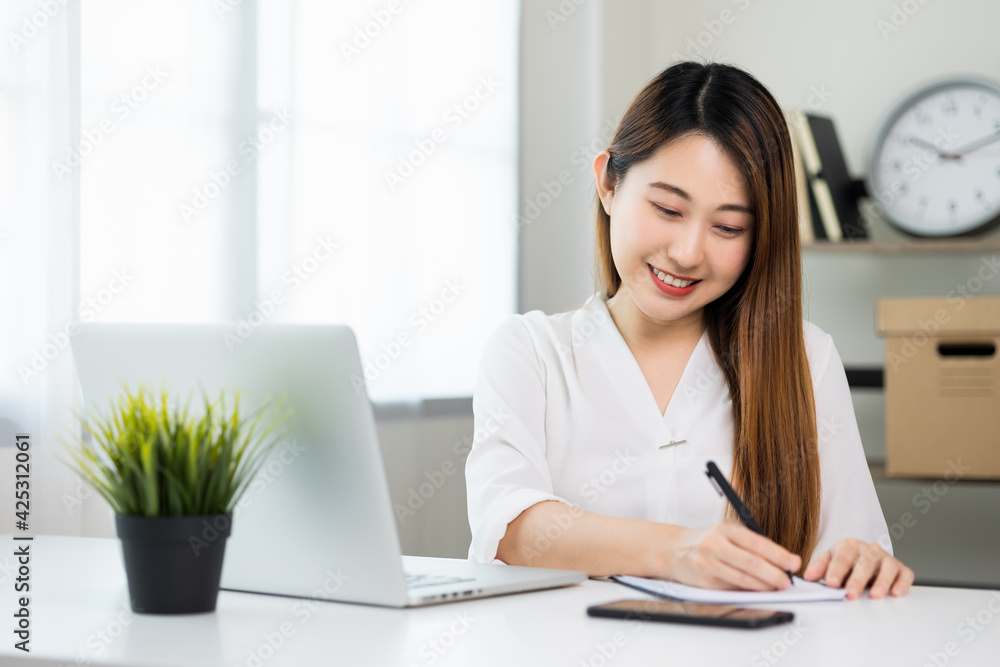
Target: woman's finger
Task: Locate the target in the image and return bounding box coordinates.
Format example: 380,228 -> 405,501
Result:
725,541 -> 795,590
823,540 -> 861,588
891,565 -> 916,597
725,522 -> 801,574
869,558 -> 900,599
842,543 -> 884,600
803,549 -> 832,581
706,554 -> 780,591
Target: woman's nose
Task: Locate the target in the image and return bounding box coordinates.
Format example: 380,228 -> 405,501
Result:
666,222 -> 705,270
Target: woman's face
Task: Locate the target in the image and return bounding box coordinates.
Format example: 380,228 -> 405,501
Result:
596,133 -> 755,330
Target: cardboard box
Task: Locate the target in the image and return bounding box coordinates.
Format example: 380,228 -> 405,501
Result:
876,296 -> 1000,479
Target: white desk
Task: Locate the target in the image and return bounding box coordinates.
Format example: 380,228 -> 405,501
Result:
2,535 -> 998,666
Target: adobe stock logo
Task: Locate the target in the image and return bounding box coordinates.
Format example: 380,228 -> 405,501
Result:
877,0 -> 930,40
393,404 -> 508,525
7,0 -> 69,52
18,268 -> 135,384
383,78 -> 500,192
223,235 -> 341,351
578,451 -> 636,504
668,0 -> 755,63
51,65 -> 168,181
339,0 -> 403,63
349,277 -> 469,394
178,108 -> 294,223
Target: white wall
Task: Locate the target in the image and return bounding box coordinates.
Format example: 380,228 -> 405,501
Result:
517,0 -> 604,314
629,0 -> 1000,181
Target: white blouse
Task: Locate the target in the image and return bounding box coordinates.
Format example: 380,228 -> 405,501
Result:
465,290 -> 891,565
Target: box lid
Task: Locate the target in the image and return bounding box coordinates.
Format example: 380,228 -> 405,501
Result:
876,297 -> 1000,336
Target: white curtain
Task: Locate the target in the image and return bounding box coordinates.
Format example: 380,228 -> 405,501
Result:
1,0 -> 517,537
0,0 -> 84,536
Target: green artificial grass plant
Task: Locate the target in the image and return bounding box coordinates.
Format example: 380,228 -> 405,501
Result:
64,385 -> 292,517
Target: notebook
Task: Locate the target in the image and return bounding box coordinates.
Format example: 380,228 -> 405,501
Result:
612,575 -> 847,604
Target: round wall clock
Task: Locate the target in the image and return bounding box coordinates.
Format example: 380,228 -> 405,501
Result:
866,75 -> 1000,238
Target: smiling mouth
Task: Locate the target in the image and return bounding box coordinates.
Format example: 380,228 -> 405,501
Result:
649,264 -> 701,288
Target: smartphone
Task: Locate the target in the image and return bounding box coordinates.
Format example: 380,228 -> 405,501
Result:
587,598 -> 794,629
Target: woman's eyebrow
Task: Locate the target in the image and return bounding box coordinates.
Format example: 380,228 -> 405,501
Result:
646,181 -> 753,215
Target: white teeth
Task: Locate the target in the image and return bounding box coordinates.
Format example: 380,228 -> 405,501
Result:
654,268 -> 694,288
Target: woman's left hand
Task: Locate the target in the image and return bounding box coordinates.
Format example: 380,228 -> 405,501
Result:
802,538 -> 915,600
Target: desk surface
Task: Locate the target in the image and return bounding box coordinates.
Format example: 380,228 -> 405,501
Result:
2,535 -> 999,667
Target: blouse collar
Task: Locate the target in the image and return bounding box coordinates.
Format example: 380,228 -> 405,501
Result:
573,292 -> 711,442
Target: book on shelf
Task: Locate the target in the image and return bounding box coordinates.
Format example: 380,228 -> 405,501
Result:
806,113 -> 868,241
784,108 -> 815,244
785,110 -> 868,243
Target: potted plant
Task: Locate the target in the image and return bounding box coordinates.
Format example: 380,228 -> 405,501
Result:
63,385 -> 291,614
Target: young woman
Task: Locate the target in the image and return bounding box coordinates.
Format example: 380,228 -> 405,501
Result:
465,61 -> 914,600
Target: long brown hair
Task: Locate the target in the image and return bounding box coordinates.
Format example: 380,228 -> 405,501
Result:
594,61 -> 820,571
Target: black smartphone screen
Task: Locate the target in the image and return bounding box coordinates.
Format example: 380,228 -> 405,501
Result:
587,598 -> 794,629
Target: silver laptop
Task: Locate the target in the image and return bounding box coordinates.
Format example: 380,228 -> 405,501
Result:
71,323 -> 586,607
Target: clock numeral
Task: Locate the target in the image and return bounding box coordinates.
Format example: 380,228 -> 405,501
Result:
975,189 -> 990,210
941,95 -> 958,117
948,199 -> 958,224
974,94 -> 987,117
915,109 -> 932,126
893,160 -> 901,171
994,119 -> 1000,133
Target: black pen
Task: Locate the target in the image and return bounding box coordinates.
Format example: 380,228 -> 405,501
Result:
704,460 -> 795,586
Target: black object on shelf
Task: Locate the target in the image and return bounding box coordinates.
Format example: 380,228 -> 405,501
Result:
845,367 -> 883,389
808,174 -> 827,241
805,114 -> 869,241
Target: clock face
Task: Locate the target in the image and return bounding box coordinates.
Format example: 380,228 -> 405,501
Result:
868,78 -> 1000,237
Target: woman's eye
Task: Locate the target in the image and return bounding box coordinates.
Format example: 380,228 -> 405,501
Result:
652,204 -> 680,217
652,203 -> 745,236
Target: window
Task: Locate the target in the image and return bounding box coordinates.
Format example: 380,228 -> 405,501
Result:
79,0 -> 518,401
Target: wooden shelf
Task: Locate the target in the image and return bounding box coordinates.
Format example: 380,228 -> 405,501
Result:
803,200 -> 1000,252
802,239 -> 1000,253
869,461 -> 1000,485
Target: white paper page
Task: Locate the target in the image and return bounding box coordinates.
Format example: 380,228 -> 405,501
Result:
612,575 -> 847,604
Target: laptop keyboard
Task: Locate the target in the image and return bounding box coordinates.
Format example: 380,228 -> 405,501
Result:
405,572 -> 477,589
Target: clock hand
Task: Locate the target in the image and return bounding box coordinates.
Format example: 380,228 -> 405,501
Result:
949,131 -> 1000,157
906,136 -> 954,160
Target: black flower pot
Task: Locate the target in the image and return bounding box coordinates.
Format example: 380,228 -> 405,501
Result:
115,513 -> 232,614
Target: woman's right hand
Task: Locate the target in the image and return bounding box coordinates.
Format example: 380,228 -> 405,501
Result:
660,519 -> 802,591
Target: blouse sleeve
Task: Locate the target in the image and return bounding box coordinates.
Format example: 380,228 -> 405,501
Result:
465,315 -> 574,563
809,324 -> 893,560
